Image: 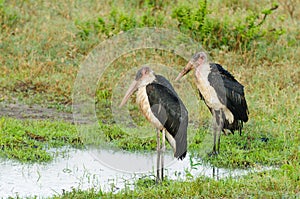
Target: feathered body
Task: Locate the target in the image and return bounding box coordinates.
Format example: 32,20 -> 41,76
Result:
143,75 -> 188,159
137,74 -> 188,159
196,62 -> 248,135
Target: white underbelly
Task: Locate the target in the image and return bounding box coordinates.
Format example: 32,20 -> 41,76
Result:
136,87 -> 164,130
136,86 -> 177,153
195,68 -> 234,124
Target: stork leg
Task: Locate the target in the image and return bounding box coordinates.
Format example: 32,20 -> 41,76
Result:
212,125 -> 217,155
217,130 -> 221,154
156,129 -> 161,183
212,109 -> 223,155
218,111 -> 226,153
161,129 -> 165,181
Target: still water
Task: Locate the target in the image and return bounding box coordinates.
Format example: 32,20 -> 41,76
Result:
0,147 -> 272,198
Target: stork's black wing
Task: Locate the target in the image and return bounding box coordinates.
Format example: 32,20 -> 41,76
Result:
146,75 -> 188,160
208,63 -> 249,123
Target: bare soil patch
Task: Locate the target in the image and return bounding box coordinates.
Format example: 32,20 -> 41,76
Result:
0,102 -> 88,124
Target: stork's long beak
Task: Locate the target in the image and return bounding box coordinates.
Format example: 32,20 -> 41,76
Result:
119,80 -> 138,108
175,62 -> 193,81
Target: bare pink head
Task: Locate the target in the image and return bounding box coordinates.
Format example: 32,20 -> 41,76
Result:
175,52 -> 208,81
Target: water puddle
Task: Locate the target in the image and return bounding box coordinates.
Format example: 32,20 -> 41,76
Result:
0,147 -> 273,198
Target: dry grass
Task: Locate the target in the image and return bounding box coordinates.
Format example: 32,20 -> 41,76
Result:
1,0 -> 299,155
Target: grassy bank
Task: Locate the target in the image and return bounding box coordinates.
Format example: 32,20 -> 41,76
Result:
54,166 -> 300,198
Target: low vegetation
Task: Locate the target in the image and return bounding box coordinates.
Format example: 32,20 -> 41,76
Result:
0,117 -> 81,162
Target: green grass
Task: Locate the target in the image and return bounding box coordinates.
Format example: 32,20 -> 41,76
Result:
0,0 -> 299,198
2,115 -> 296,169
0,117 -> 82,162
54,166 -> 300,198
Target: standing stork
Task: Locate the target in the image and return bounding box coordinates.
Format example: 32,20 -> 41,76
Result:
119,66 -> 188,182
175,52 -> 249,155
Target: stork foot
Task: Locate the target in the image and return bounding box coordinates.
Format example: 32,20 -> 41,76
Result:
156,177 -> 162,184
208,150 -> 219,157
156,178 -> 160,184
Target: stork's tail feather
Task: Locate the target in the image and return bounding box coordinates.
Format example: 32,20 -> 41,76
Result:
174,116 -> 188,160
175,150 -> 187,160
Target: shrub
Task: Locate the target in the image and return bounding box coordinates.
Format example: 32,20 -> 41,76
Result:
75,6 -> 165,40
171,0 -> 283,51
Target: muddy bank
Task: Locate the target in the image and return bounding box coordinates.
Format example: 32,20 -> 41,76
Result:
0,102 -> 89,124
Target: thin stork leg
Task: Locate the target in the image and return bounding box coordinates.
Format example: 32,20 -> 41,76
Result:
212,128 -> 217,155
217,127 -> 221,154
156,129 -> 161,183
161,129 -> 165,181
212,110 -> 223,155
212,111 -> 218,155
217,111 -> 225,154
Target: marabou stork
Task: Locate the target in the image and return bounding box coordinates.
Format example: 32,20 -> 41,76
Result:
120,66 -> 188,182
175,52 -> 249,155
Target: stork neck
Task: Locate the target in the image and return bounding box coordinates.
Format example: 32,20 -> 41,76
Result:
138,75 -> 156,88
195,62 -> 210,76
196,62 -> 210,70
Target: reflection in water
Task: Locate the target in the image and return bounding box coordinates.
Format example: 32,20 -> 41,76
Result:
0,147 -> 273,198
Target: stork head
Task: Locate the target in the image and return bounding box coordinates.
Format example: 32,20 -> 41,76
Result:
119,66 -> 155,107
175,51 -> 208,81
